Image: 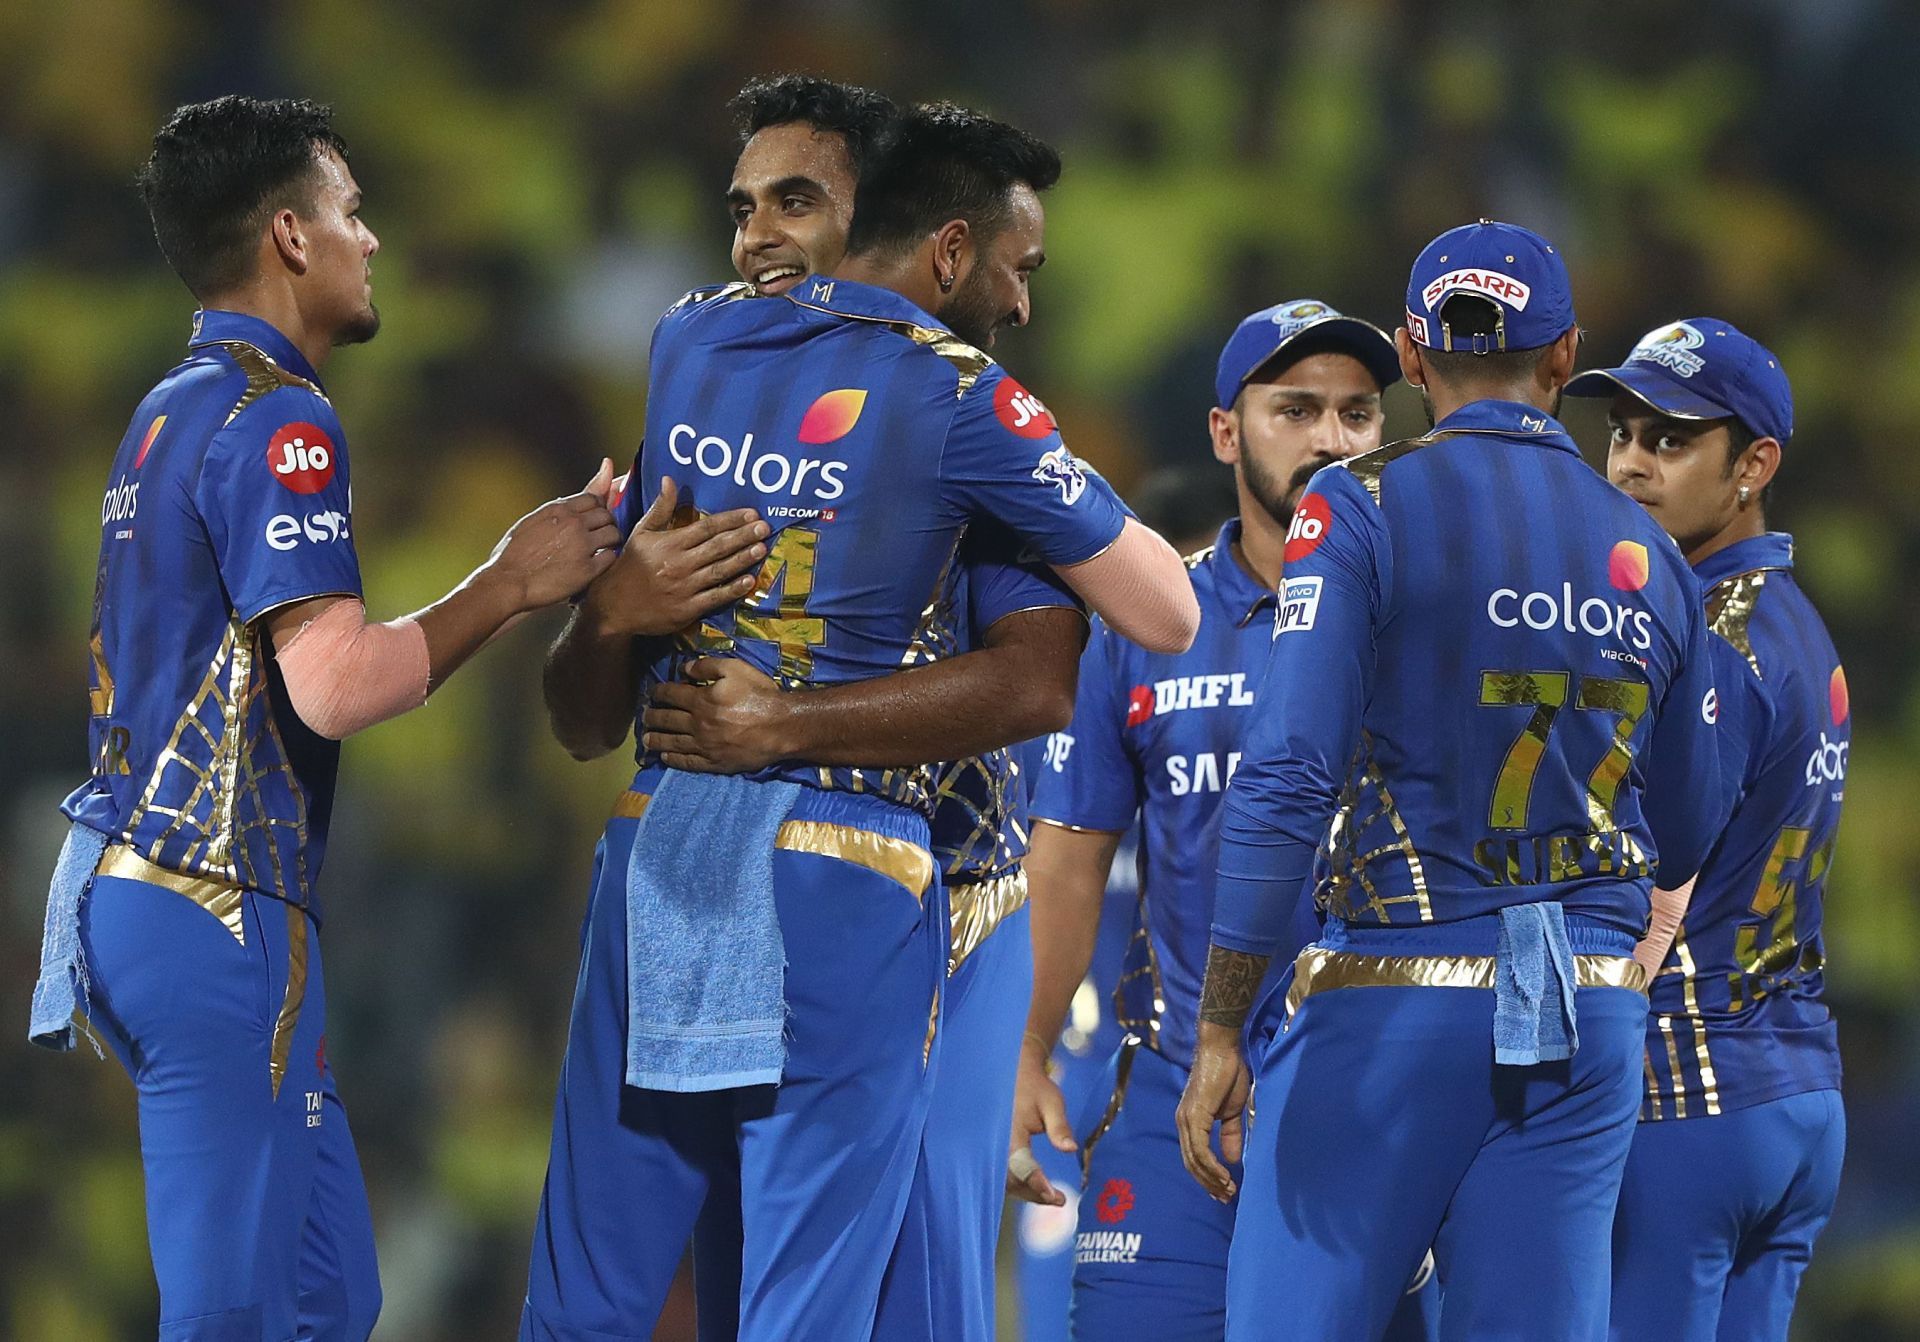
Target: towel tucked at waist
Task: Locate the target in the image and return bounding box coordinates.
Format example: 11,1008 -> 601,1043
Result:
1493,901 -> 1579,1066
625,769 -> 801,1092
29,820 -> 111,1053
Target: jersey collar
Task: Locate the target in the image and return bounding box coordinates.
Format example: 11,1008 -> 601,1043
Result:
188,309 -> 325,391
1692,531 -> 1794,587
1205,518 -> 1279,627
781,275 -> 948,332
1429,399 -> 1579,455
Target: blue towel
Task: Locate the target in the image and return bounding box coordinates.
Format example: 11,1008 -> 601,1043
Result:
624,769 -> 801,1092
1493,901 -> 1579,1066
29,821 -> 111,1054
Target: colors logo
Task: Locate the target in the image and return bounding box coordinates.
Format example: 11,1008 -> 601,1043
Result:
1830,666 -> 1849,726
1607,540 -> 1650,592
1284,493 -> 1331,563
797,389 -> 867,444
268,422 -> 337,494
134,414 -> 166,468
995,376 -> 1056,438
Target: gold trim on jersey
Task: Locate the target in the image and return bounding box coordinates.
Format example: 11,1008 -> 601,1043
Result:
1080,1036 -> 1140,1179
1285,945 -> 1647,1017
1342,431 -> 1461,505
205,340 -> 326,425
1705,568 -> 1785,681
1320,733 -> 1434,924
948,869 -> 1029,976
779,294 -> 993,396
95,843 -> 246,946
1643,931 -> 1722,1121
268,902 -> 309,1100
612,791 -> 933,900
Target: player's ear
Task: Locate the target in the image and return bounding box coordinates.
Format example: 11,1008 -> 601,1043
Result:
1542,325 -> 1582,390
270,207 -> 309,277
1394,329 -> 1425,389
1208,405 -> 1240,466
932,218 -> 970,293
1739,435 -> 1783,497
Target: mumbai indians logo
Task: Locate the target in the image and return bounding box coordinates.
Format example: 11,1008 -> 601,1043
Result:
1629,323 -> 1707,378
1032,446 -> 1088,505
1274,300 -> 1330,323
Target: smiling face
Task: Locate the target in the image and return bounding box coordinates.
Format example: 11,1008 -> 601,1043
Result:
303,147 -> 380,346
727,122 -> 859,296
939,182 -> 1046,350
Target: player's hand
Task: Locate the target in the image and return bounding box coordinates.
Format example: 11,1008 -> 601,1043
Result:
484,461 -> 623,611
1176,1022 -> 1251,1203
642,656 -> 793,773
581,477 -> 768,638
1007,1033 -> 1073,1206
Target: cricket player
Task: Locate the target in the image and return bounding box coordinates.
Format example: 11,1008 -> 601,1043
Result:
622,76 -> 1091,1342
1009,301 -> 1436,1340
27,96 -> 749,1342
1566,320 -> 1847,1340
1177,221 -> 1732,1341
525,103 -> 1198,1341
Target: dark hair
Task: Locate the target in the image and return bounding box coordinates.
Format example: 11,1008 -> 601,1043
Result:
729,75 -> 898,180
844,101 -> 1061,259
136,96 -> 347,299
1418,295 -> 1553,386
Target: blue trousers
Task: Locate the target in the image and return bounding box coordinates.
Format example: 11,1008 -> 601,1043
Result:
1231,970 -> 1649,1341
79,872 -> 380,1342
1071,1041 -> 1437,1342
522,794 -> 945,1342
874,901 -> 1033,1342
1611,1088 -> 1845,1341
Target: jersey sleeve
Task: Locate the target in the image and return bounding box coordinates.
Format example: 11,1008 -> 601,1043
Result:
1031,618 -> 1141,834
939,366 -> 1129,568
195,387 -> 362,623
963,519 -> 1083,633
1641,594 -> 1733,886
1212,467 -> 1387,955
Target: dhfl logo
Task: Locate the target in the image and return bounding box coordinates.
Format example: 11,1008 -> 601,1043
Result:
995,377 -> 1056,438
1126,685 -> 1155,727
134,414 -> 166,468
1094,1177 -> 1135,1225
797,388 -> 867,444
1284,493 -> 1331,563
1607,540 -> 1650,592
268,422 -> 337,494
1830,666 -> 1849,726
1421,268 -> 1531,312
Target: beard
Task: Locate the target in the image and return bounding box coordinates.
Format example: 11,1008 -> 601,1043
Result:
939,269 -> 1007,350
335,302 -> 382,347
1243,448 -> 1335,525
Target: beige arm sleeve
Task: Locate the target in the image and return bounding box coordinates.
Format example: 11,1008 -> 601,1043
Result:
1634,878 -> 1697,978
1054,518 -> 1201,654
274,598 -> 432,740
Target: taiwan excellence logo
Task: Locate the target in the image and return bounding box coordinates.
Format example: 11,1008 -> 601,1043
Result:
267,422 -> 337,494
1094,1177 -> 1135,1224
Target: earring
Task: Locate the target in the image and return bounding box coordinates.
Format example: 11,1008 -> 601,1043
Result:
938,273 -> 954,292
1738,485 -> 1751,504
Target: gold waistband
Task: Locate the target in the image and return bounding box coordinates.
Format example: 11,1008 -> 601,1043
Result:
947,868 -> 1029,976
613,790 -> 932,900
1285,944 -> 1648,1016
95,843 -> 247,946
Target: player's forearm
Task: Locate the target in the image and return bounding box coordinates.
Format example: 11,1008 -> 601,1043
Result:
775,643 -> 1076,768
542,605 -> 644,760
408,565 -> 528,691
1197,944 -> 1272,1031
1023,822 -> 1118,1047
1055,519 -> 1199,654
1634,878 -> 1696,977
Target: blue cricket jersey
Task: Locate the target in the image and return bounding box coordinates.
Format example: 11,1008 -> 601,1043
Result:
1033,521 -> 1276,1071
62,310 -> 362,916
1213,401 -> 1728,951
627,277 -> 1127,815
1643,532 -> 1847,1120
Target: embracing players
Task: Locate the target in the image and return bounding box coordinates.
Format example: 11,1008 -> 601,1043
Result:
28,96 -> 755,1342
1566,321 -> 1847,1340
1009,300 -> 1437,1340
1178,221 -> 1731,1341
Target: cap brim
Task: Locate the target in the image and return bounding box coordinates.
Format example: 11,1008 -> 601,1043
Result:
1237,315 -> 1402,400
1564,365 -> 1733,421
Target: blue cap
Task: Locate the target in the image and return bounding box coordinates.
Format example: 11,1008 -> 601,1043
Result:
1214,299 -> 1399,409
1404,220 -> 1575,353
1565,318 -> 1793,443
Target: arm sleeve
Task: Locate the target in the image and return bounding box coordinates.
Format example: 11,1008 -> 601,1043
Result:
939,366 -> 1129,568
1031,620 -> 1142,833
1640,597 -> 1734,886
1212,468 -> 1386,955
964,520 -> 1083,631
195,388 -> 362,622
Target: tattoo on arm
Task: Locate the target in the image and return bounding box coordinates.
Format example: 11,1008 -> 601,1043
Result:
1198,945 -> 1272,1030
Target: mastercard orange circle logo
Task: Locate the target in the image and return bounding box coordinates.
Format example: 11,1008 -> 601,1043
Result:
1607,540 -> 1650,592
1830,666 -> 1849,726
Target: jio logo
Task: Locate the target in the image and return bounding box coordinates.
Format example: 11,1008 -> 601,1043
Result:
268,423 -> 337,494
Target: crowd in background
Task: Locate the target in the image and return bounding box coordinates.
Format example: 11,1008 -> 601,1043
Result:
3,1 -> 1918,1337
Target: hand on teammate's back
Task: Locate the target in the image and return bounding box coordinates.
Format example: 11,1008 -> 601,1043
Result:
483,460 -> 624,610
581,476 -> 770,638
